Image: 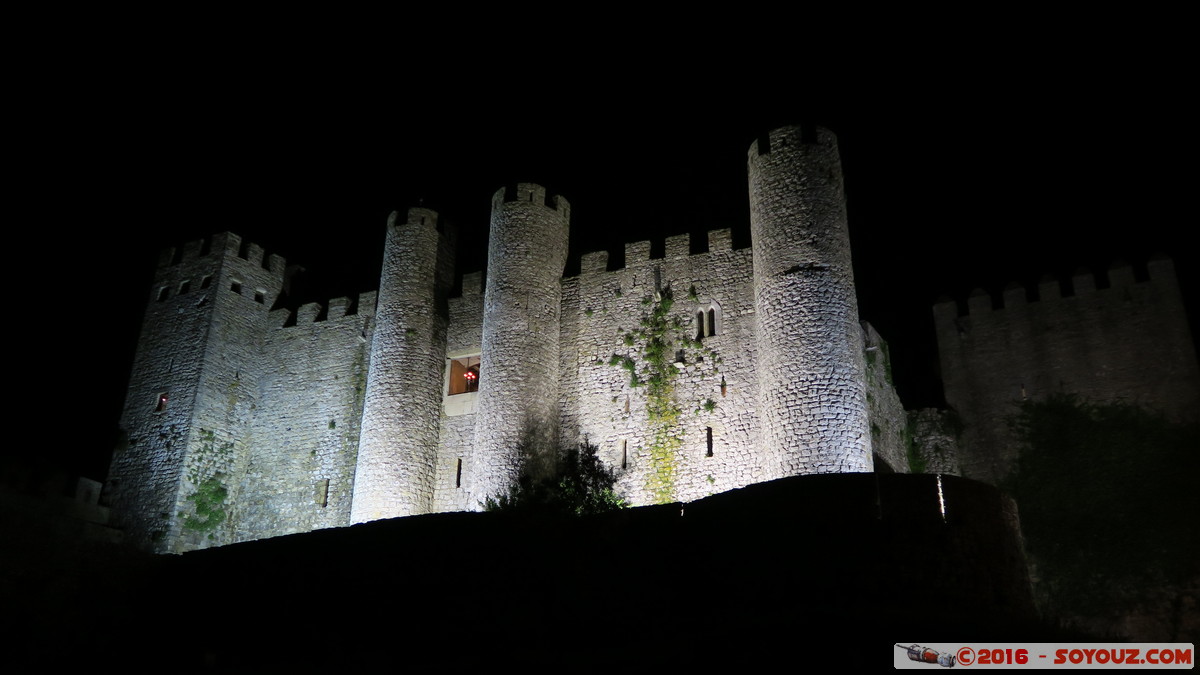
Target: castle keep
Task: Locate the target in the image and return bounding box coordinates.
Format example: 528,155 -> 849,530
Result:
107,125 -> 902,552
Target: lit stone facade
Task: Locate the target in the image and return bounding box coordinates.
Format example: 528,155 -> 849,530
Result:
107,126 -> 902,553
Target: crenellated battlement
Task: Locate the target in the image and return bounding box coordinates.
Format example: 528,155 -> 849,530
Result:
271,291 -> 379,329
934,257 -> 1180,320
156,232 -> 287,277
748,123 -> 826,158
490,183 -> 571,221
934,253 -> 1197,484
392,207 -> 440,231
562,228 -> 743,285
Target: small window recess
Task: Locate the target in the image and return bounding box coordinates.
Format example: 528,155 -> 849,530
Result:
199,275 -> 212,290
178,280 -> 191,295
695,301 -> 722,339
254,289 -> 266,304
706,427 -> 713,457
154,392 -> 168,412
315,479 -> 329,508
455,458 -> 463,488
230,279 -> 242,294
448,355 -> 481,395
621,440 -> 628,470
156,287 -> 169,302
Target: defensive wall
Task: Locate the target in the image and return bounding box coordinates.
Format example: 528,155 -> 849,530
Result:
107,125 -> 911,553
934,256 -> 1199,482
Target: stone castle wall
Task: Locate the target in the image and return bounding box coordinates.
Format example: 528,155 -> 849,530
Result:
935,256 -> 1200,483
748,126 -> 872,477
352,208 -> 453,523
108,125 -> 912,552
109,233 -> 287,552
557,229 -> 763,506
863,323 -> 908,473
238,292 -> 375,539
472,185 -> 571,505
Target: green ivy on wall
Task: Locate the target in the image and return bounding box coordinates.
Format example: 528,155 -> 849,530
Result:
609,286 -> 722,503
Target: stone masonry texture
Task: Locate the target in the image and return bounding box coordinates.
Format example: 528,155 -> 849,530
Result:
107,126 -> 912,552
934,256 -> 1200,483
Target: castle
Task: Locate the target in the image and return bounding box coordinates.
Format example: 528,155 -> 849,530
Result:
104,123 -> 1198,554
106,124 -> 917,552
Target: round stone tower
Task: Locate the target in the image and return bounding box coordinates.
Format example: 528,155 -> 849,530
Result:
472,183 -> 570,505
352,207 -> 448,523
748,125 -> 872,477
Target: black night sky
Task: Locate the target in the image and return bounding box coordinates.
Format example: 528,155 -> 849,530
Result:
27,39 -> 1195,487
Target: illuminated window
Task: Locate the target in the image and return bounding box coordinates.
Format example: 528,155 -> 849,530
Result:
154,392 -> 168,412
448,355 -> 481,395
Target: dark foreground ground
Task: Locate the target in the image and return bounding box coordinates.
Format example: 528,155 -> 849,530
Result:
5,473 -> 1088,670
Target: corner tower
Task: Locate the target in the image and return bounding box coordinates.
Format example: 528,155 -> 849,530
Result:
472,184 -> 570,504
107,233 -> 285,552
351,208 -> 454,523
748,125 -> 871,476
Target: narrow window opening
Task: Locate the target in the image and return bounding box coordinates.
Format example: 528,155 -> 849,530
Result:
624,396 -> 630,413
528,191 -> 534,202
156,287 -> 169,302
707,309 -> 716,337
706,427 -> 713,457
316,479 -> 329,508
230,280 -> 242,294
155,392 -> 168,412
237,240 -> 250,259
455,458 -> 463,488
199,275 -> 212,290
254,290 -> 266,304
179,280 -> 191,295
448,355 -> 481,395
621,440 -> 627,470
695,311 -> 705,340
